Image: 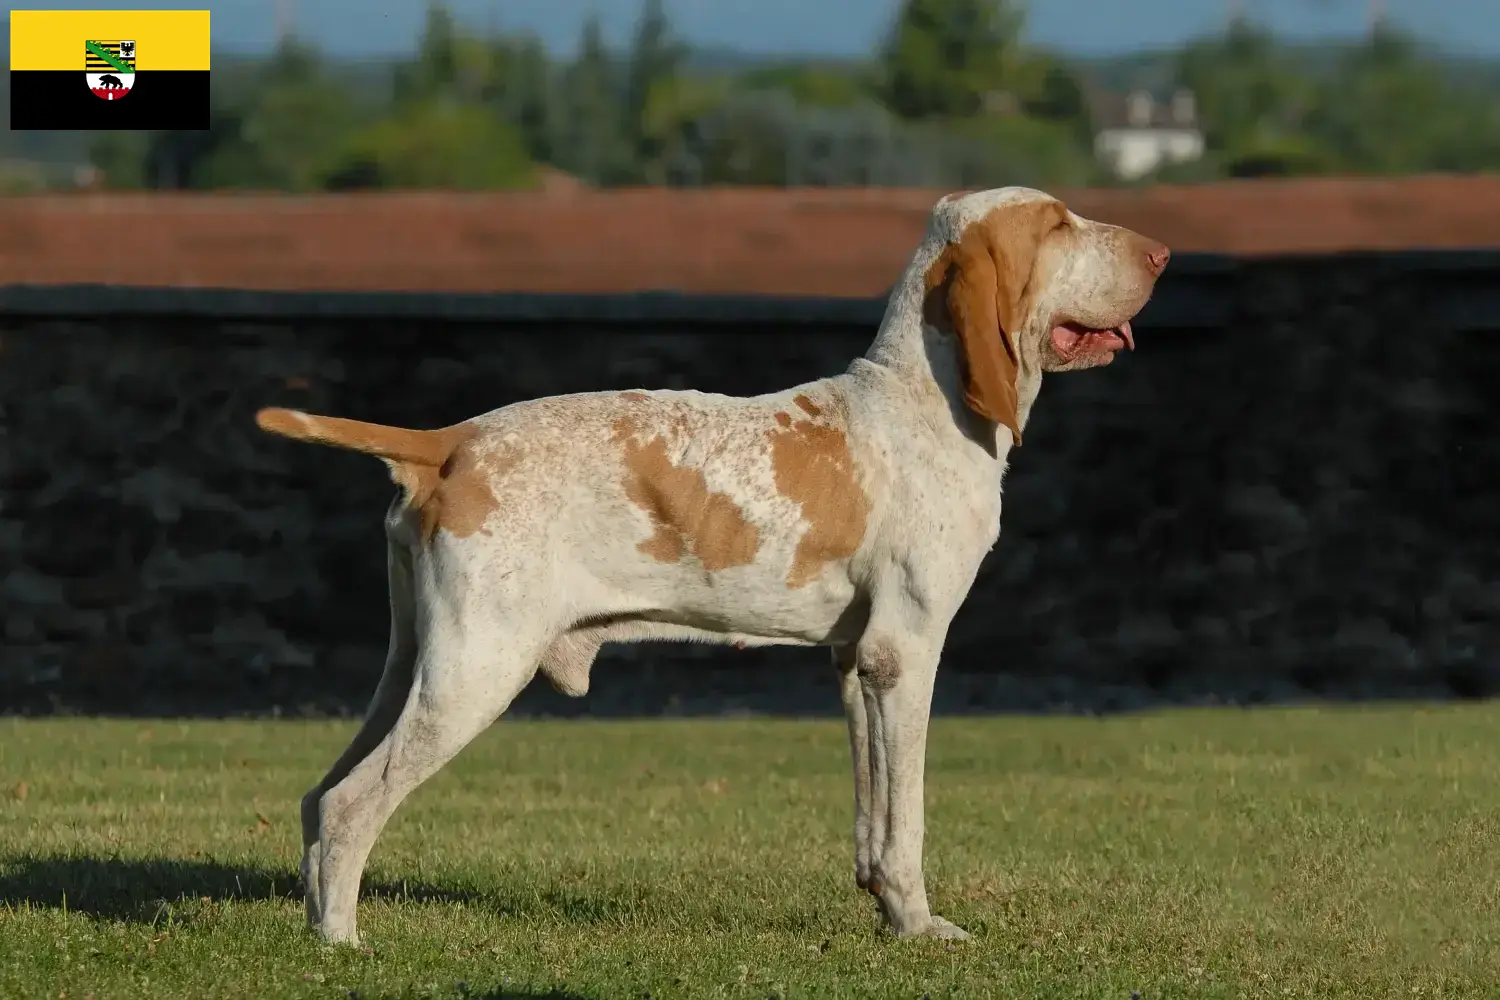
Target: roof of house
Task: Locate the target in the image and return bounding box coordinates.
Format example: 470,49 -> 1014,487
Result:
3,175 -> 1498,298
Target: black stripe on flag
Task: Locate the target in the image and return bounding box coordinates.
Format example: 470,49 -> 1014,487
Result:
10,71 -> 209,129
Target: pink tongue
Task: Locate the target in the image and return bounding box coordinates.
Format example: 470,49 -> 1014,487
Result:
1050,325 -> 1083,354
1050,322 -> 1134,357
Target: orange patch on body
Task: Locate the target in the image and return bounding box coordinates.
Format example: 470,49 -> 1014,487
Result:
775,412 -> 792,428
612,416 -> 760,571
415,441 -> 518,542
793,394 -> 822,417
621,391 -> 648,401
766,406 -> 869,589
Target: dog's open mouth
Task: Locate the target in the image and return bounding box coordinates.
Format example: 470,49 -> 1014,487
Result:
1049,320 -> 1134,361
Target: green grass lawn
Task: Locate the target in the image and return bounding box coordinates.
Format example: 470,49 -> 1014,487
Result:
2,706 -> 1499,998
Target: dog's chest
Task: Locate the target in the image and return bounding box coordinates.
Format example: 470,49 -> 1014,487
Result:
876,436 -> 1004,560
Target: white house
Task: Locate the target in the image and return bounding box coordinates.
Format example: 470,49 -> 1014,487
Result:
1092,89 -> 1206,181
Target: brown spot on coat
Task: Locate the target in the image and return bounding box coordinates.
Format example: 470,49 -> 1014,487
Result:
621,391 -> 648,401
612,416 -> 760,571
793,394 -> 822,416
775,412 -> 792,427
417,441 -> 518,541
766,405 -> 869,589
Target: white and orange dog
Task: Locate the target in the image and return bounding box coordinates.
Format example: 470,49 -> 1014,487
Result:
257,186 -> 1169,944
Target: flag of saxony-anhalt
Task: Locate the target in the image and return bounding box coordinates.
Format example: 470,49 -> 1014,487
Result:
9,10 -> 211,130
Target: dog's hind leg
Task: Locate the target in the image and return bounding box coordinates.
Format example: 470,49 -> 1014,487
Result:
834,645 -> 876,893
300,535 -> 417,931
313,602 -> 546,945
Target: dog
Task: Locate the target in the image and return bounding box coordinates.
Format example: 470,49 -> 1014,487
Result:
256,186 -> 1169,944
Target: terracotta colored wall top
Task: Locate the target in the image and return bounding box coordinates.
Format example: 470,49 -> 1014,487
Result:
3,175 -> 1498,297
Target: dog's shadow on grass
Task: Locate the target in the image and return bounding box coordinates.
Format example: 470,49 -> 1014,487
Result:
0,853 -> 633,932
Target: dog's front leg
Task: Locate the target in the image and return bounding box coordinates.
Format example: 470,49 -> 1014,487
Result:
857,633 -> 969,940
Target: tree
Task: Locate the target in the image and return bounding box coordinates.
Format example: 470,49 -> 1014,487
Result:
1173,19 -> 1330,177
878,0 -> 1026,120
623,0 -> 686,174
487,33 -> 559,163
1305,26 -> 1500,174
1023,56 -> 1087,123
203,39 -> 360,190
395,2 -> 462,102
555,16 -> 632,184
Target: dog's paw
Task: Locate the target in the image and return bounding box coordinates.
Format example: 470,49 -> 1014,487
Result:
922,915 -> 971,941
318,924 -> 362,947
893,914 -> 971,941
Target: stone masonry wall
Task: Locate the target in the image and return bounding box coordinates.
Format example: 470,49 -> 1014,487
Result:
2,257 -> 1497,717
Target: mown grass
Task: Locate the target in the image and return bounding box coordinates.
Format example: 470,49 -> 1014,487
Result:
1,706 -> 1498,998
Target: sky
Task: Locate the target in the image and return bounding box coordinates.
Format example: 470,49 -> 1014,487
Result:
7,1 -> 1499,60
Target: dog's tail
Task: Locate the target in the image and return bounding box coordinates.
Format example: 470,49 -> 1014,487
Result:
255,407 -> 462,467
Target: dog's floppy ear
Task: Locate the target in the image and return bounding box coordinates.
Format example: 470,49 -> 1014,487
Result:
927,201 -> 1067,445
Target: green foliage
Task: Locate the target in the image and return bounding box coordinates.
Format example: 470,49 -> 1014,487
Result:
638,74 -> 734,184
927,113 -> 1106,188
322,101 -> 535,191
88,130 -> 149,188
740,62 -> 873,109
1024,55 -> 1088,123
1306,28 -> 1500,174
487,34 -> 558,163
394,3 -> 490,104
552,15 -> 635,185
200,41 -> 363,191
878,0 -> 1026,119
0,159 -> 49,193
681,92 -> 925,187
1012,51 -> 1095,149
1172,20 -> 1500,179
1223,132 -> 1336,179
1174,20 -> 1320,161
70,0 -> 1500,194
623,0 -> 690,181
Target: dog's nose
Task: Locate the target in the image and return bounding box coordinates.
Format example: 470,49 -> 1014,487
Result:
1146,244 -> 1171,276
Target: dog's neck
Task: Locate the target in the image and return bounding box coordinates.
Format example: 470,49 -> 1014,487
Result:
862,249 -> 1044,460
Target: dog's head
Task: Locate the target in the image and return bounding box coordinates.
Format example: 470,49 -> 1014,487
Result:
921,187 -> 1169,443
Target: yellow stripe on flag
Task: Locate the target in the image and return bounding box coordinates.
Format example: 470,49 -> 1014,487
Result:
8,9 -> 210,71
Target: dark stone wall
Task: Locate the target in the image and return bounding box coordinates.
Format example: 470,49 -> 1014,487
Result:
2,257 -> 1497,717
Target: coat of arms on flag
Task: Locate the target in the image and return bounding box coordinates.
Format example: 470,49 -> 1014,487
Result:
86,40 -> 136,100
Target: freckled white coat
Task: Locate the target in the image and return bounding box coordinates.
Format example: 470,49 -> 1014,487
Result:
256,186 -> 1170,945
